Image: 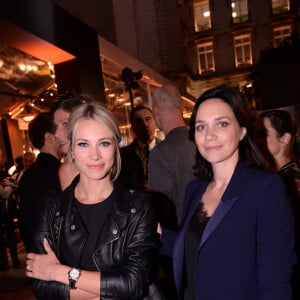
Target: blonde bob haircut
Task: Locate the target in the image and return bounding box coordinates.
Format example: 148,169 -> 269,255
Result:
67,102 -> 121,181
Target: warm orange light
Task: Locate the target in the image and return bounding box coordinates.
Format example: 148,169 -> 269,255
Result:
23,115 -> 35,122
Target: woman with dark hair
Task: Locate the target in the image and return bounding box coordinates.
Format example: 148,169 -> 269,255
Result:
257,109 -> 300,299
257,109 -> 300,193
26,102 -> 163,300
160,87 -> 295,300
51,91 -> 93,190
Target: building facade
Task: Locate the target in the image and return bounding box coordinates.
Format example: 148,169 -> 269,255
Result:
55,0 -> 300,109
178,0 -> 300,107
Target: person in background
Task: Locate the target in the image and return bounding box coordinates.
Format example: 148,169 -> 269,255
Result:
0,175 -> 20,270
51,91 -> 93,190
160,87 -> 296,300
7,155 -> 23,176
0,152 -> 36,270
149,84 -> 196,299
149,84 -> 196,228
18,112 -> 61,253
256,109 -> 300,299
119,105 -> 160,191
4,152 -> 36,190
256,109 -> 300,197
26,102 -> 163,300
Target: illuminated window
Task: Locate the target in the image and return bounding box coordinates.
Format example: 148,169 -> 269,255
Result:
273,25 -> 291,47
272,0 -> 289,14
194,1 -> 211,32
197,42 -> 215,74
234,34 -> 252,67
231,0 -> 248,23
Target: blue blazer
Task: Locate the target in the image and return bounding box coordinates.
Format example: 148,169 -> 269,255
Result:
161,161 -> 296,300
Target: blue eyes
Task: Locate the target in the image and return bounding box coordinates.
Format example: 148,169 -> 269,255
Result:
77,142 -> 88,147
76,141 -> 112,148
101,141 -> 111,147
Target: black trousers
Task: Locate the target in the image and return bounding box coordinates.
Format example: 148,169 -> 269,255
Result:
0,210 -> 19,266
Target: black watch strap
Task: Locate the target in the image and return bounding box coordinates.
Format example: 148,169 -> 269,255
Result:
69,278 -> 77,289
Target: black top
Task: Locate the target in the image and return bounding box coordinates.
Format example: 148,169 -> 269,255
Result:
184,201 -> 210,300
18,153 -> 61,234
118,139 -> 145,190
74,192 -> 113,270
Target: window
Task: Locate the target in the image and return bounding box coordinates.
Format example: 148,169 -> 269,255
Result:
234,34 -> 252,67
194,1 -> 211,32
231,0 -> 248,23
273,25 -> 291,47
272,0 -> 289,14
197,42 -> 215,74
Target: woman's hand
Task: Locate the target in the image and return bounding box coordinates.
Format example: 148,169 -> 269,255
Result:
26,238 -> 61,281
27,239 -> 101,298
157,222 -> 162,236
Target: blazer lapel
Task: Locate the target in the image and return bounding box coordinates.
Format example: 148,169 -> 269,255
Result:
200,194 -> 239,248
199,162 -> 247,248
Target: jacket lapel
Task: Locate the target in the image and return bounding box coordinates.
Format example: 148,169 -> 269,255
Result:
199,162 -> 247,248
199,194 -> 239,248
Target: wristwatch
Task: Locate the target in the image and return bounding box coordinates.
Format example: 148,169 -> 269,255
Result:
68,267 -> 81,289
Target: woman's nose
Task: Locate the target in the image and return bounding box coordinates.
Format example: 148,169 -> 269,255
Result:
89,147 -> 101,160
205,127 -> 217,140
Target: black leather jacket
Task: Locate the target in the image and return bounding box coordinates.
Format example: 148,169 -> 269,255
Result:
31,177 -> 162,300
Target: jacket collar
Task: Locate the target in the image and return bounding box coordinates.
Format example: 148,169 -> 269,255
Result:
60,175 -> 140,216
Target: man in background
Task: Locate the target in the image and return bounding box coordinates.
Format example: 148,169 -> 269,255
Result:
149,84 -> 196,227
119,105 -> 160,191
9,152 -> 36,185
18,112 -> 61,252
149,84 -> 196,299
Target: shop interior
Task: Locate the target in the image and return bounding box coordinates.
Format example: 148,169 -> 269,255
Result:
0,39 -> 195,171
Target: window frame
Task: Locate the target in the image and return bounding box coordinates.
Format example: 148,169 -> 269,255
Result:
197,41 -> 215,74
234,34 -> 252,67
272,0 -> 290,14
273,25 -> 292,47
231,0 -> 249,24
193,0 -> 211,32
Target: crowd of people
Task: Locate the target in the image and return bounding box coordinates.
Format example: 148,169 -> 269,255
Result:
0,86 -> 299,300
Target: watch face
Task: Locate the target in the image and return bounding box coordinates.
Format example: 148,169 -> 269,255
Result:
70,268 -> 80,279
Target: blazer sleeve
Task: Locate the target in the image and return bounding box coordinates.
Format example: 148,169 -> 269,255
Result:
257,174 -> 296,300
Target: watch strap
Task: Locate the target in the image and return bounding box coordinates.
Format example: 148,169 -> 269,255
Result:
69,278 -> 77,289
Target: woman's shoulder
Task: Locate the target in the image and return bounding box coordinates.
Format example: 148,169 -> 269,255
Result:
186,178 -> 207,191
236,163 -> 286,191
279,161 -> 300,178
58,161 -> 79,190
44,180 -> 75,207
246,165 -> 282,181
113,182 -> 152,211
38,189 -> 67,220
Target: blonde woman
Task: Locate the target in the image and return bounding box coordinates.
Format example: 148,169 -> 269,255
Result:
27,102 -> 163,300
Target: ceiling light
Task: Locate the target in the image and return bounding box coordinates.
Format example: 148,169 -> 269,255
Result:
23,115 -> 35,122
